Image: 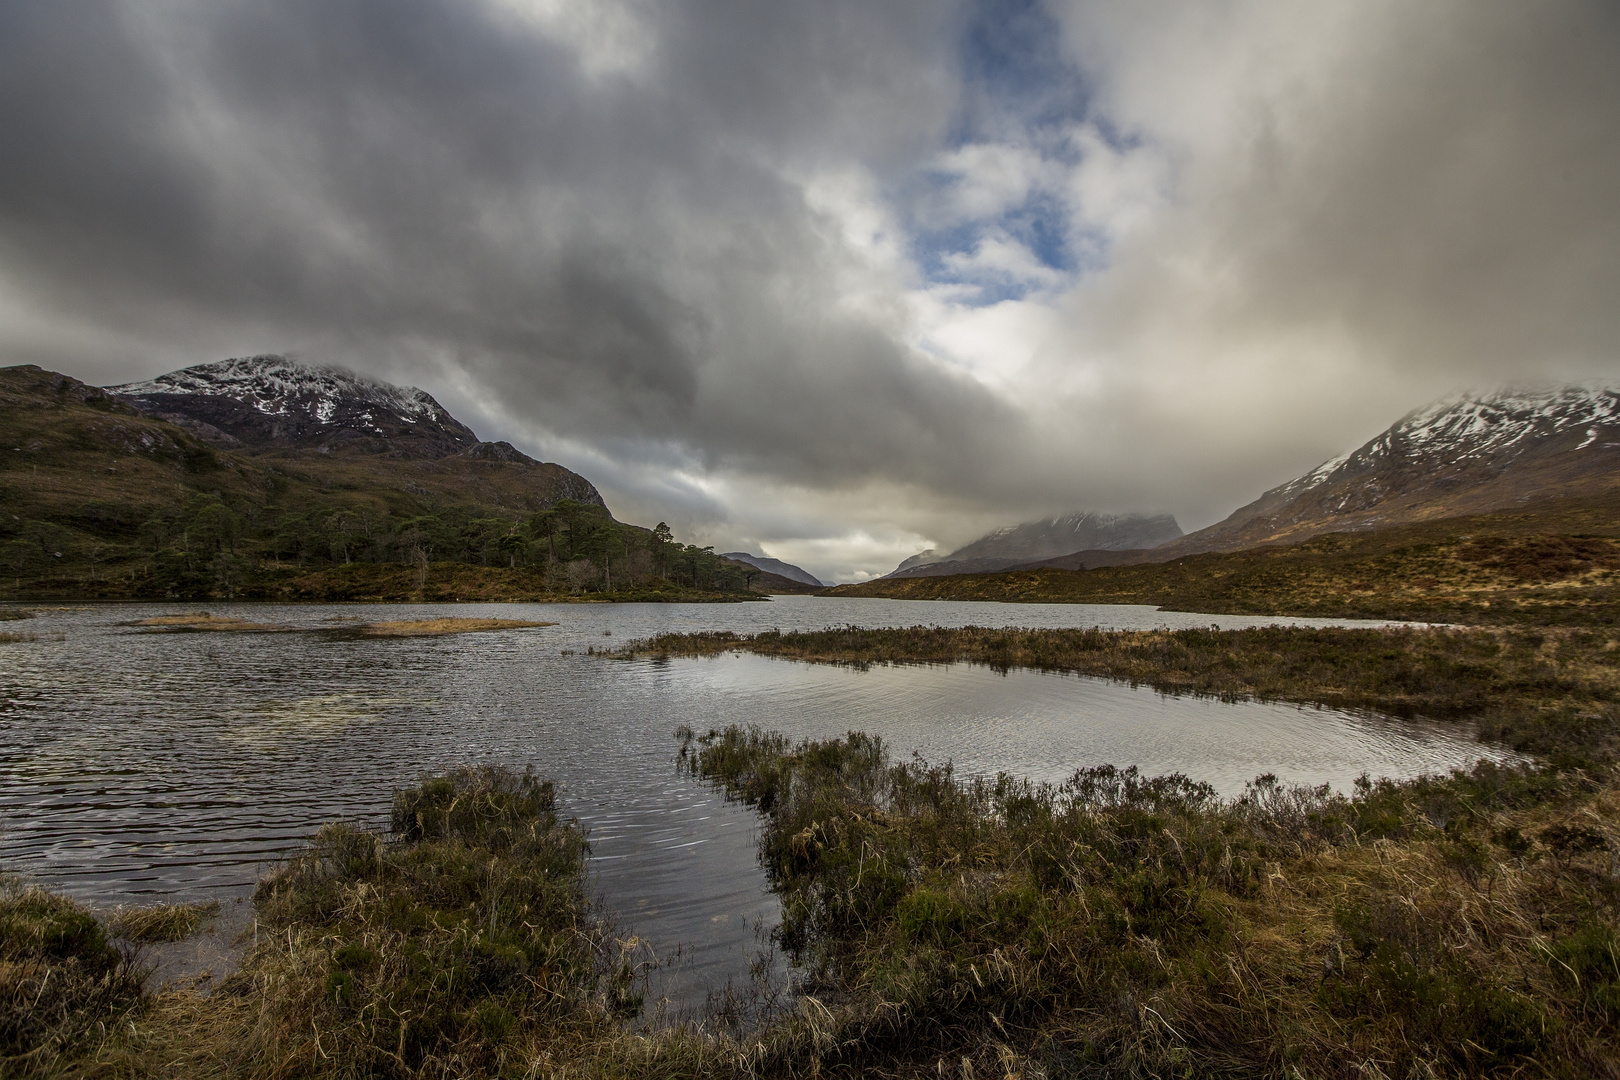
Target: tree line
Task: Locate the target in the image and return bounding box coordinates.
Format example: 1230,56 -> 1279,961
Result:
2,495 -> 762,597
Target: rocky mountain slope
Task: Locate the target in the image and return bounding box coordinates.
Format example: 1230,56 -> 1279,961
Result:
888,511 -> 1183,579
108,356 -> 603,511
719,552 -> 826,587
111,355 -> 474,451
1160,386 -> 1620,556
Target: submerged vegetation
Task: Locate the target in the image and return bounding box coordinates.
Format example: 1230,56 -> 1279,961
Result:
358,617 -> 558,637
8,619 -> 1620,1075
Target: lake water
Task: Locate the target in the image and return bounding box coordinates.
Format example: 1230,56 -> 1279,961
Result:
0,597 -> 1507,1011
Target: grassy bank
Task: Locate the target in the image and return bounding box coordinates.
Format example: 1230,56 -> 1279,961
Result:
2,768 -> 654,1078
618,624 -> 1620,761
6,741 -> 1619,1077
822,503 -> 1620,626
678,724 -> 1620,1078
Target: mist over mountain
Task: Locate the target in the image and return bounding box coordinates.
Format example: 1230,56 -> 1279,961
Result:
887,512 -> 1182,579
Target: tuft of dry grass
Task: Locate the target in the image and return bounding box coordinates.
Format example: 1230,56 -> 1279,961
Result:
0,876 -> 145,1077
358,616 -> 557,636
106,900 -> 221,944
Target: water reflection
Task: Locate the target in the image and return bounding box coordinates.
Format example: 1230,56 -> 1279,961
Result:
0,597 -> 1501,1008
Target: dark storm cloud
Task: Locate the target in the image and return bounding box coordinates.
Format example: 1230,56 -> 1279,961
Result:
0,0 -> 1017,495
2,0 -> 1619,577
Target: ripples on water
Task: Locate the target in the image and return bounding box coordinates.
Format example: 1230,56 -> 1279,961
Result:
0,597 -> 1507,1008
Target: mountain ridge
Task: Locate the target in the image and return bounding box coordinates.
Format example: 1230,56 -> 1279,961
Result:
887,511 -> 1183,579
719,552 -> 826,588
1156,384 -> 1620,557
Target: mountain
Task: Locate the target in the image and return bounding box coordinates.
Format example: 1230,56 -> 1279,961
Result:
1161,386 -> 1620,556
1,361 -> 762,601
107,356 -> 604,511
893,549 -> 943,574
887,512 -> 1183,579
720,551 -> 826,587
110,355 -> 481,459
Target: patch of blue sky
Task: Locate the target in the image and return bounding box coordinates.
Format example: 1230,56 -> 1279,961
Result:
900,0 -> 1102,304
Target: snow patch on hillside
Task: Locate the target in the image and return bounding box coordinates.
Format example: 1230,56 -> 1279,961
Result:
1281,385 -> 1620,498
110,355 -> 445,429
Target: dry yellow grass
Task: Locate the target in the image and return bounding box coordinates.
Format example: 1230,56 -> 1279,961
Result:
106,899 -> 221,943
134,612 -> 286,632
358,617 -> 557,637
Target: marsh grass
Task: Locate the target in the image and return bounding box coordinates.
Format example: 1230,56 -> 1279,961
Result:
106,900 -> 221,944
205,767 -> 630,1077
680,724 -> 1620,1078
0,876 -> 145,1077
621,624 -> 1620,762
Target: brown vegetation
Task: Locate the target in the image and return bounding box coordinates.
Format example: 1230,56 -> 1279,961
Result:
134,613 -> 287,632
359,617 -> 557,637
618,623 -> 1620,761
677,725 -> 1620,1078
106,901 -> 221,944
822,499 -> 1620,626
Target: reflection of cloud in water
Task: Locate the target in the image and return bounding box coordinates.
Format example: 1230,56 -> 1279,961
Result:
228,693 -> 415,746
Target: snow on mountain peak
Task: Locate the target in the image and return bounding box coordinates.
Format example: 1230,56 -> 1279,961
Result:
108,354 -> 445,428
1281,384 -> 1620,499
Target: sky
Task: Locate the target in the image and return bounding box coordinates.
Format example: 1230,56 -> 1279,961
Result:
2,0 -> 1618,582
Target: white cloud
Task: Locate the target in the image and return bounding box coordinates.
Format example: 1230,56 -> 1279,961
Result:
484,0 -> 654,79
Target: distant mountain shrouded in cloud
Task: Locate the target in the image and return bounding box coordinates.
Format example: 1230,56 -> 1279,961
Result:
886,511 -> 1181,578
1,0 -> 1617,580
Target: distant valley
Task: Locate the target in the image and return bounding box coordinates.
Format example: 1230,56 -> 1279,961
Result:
839,385 -> 1620,624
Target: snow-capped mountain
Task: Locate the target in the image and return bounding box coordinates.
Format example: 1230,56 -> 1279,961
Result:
109,355 -> 481,458
113,354 -> 449,426
1176,385 -> 1620,553
105,354 -> 605,509
887,511 -> 1183,578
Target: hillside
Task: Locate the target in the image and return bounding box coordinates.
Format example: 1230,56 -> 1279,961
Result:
888,511 -> 1182,578
824,495 -> 1620,625
719,551 -> 825,588
1166,386 -> 1620,556
0,361 -> 765,601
